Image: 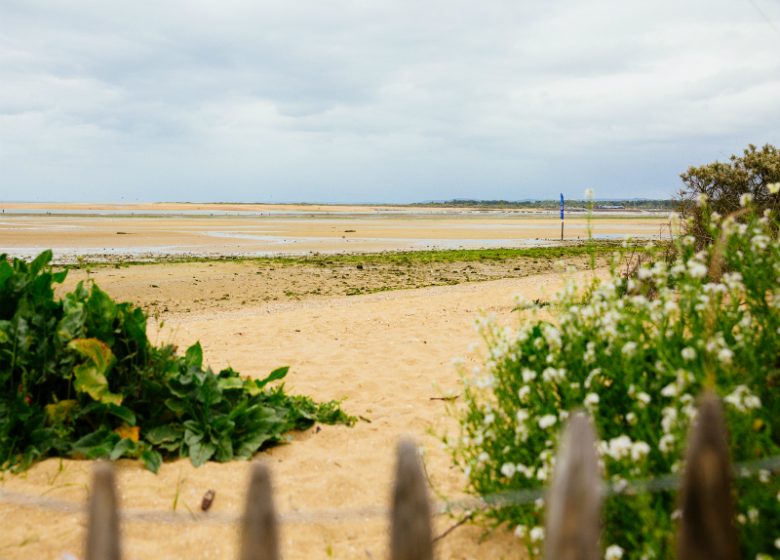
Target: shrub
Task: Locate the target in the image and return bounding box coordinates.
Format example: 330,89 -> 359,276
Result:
678,144 -> 780,245
446,208 -> 780,559
0,251 -> 354,472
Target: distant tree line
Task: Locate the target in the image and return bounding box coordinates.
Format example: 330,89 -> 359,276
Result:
410,199 -> 676,211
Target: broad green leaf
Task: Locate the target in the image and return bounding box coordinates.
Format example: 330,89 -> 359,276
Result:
110,437 -> 136,460
163,398 -> 187,414
188,440 -> 216,467
71,429 -> 118,459
56,295 -> 86,342
68,338 -> 122,406
0,259 -> 12,288
183,427 -> 203,447
108,404 -> 136,425
86,286 -> 118,343
45,400 -> 78,425
140,449 -> 162,473
29,250 -> 53,275
184,342 -> 203,369
236,433 -> 274,459
218,377 -> 244,391
256,366 -> 289,389
145,425 -> 182,445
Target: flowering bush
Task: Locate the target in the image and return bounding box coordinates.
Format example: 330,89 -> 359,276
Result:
446,206 -> 780,559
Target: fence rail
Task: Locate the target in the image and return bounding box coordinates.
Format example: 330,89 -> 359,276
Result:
63,391 -> 749,558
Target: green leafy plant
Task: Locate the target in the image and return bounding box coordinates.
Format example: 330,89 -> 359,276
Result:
446,207 -> 780,559
0,251 -> 355,473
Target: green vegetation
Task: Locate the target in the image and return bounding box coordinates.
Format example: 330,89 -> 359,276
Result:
446,206 -> 780,558
678,143 -> 780,245
0,251 -> 354,473
65,242 -> 626,270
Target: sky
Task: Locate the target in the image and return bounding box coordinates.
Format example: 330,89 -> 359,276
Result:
1,0 -> 779,203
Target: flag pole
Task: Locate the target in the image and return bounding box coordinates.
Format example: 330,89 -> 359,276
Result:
560,193 -> 564,241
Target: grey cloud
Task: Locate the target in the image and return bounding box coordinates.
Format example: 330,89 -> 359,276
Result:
1,0 -> 779,202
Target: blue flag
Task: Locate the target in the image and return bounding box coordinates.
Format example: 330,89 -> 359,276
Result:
560,193 -> 564,220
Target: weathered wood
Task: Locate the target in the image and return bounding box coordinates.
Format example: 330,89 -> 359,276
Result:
239,462 -> 279,560
85,461 -> 121,560
544,411 -> 602,560
390,439 -> 433,560
676,391 -> 739,560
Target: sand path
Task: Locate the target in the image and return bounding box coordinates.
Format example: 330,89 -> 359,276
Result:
0,269 -> 597,559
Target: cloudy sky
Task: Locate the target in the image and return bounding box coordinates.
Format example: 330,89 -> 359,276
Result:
1,0 -> 779,203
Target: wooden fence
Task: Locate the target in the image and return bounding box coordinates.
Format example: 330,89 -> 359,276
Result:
84,391 -> 739,559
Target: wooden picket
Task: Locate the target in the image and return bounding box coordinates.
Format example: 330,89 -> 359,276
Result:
676,392 -> 739,560
81,391 -> 743,559
543,412 -> 602,560
85,461 -> 121,560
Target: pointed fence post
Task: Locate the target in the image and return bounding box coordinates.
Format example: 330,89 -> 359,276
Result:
239,462 -> 279,560
544,411 -> 603,560
390,439 -> 433,560
676,391 -> 739,560
85,461 -> 121,560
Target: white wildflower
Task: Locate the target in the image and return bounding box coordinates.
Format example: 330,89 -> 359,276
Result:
696,193 -> 708,206
626,412 -> 638,425
636,392 -> 651,407
538,414 -> 557,429
522,368 -> 537,383
659,434 -> 675,453
681,347 -> 697,361
768,182 -> 780,195
751,233 -> 769,251
500,463 -> 517,478
724,385 -> 761,412
717,348 -> 733,364
661,383 -> 678,398
478,451 -> 489,463
622,341 -> 638,357
687,260 -> 708,279
631,441 -> 651,461
739,193 -> 753,207
529,526 -> 544,543
542,367 -> 566,383
600,435 -> 633,460
513,525 -> 526,538
662,407 -> 678,433
605,544 -> 624,560
584,393 -> 600,407
516,409 -> 529,423
517,464 -> 534,478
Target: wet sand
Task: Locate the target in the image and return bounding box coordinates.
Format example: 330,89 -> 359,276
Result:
0,202 -> 672,261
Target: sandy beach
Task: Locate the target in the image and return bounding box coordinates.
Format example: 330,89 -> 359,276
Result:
0,257 -> 599,559
0,204 -> 625,558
